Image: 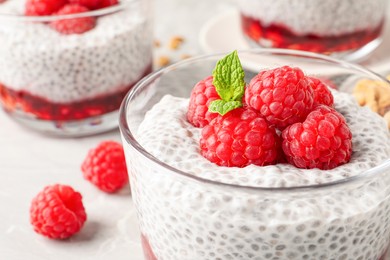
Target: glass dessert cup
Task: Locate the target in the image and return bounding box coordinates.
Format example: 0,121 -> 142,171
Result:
237,0 -> 388,62
119,49 -> 390,260
0,0 -> 153,137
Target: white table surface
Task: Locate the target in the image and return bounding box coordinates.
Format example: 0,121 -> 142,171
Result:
0,0 -> 235,259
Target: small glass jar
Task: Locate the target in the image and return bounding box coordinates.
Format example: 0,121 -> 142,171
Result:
237,0 -> 388,61
120,49 -> 390,260
0,0 -> 153,136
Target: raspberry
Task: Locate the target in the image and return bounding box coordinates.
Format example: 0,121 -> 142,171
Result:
25,0 -> 67,16
200,107 -> 281,167
307,76 -> 334,107
30,184 -> 87,239
244,66 -> 314,129
50,4 -> 96,35
187,76 -> 220,127
282,105 -> 352,170
81,141 -> 129,193
68,0 -> 100,10
97,0 -> 118,9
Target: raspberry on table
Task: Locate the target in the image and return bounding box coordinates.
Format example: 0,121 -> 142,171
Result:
81,141 -> 129,193
187,76 -> 221,127
30,184 -> 87,239
307,76 -> 334,107
244,66 -> 314,130
282,105 -> 352,170
25,0 -> 67,16
200,107 -> 281,167
50,4 -> 96,35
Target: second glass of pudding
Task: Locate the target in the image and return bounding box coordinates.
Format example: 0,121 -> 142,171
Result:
237,0 -> 388,61
0,0 -> 153,136
120,49 -> 390,260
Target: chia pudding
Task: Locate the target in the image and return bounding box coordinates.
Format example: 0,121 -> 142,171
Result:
237,0 -> 387,57
120,51 -> 390,260
0,0 -> 152,123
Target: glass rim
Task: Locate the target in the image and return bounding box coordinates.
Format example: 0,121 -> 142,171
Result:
0,0 -> 136,22
119,48 -> 390,192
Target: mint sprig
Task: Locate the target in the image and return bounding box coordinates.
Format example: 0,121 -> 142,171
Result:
209,50 -> 245,115
209,100 -> 242,115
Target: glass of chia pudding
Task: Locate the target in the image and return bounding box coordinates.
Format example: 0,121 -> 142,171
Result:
119,49 -> 390,260
237,0 -> 388,61
0,0 -> 153,136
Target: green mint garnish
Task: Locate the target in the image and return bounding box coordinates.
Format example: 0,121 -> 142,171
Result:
210,50 -> 245,115
209,100 -> 242,115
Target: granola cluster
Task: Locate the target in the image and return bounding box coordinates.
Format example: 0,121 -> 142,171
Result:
353,75 -> 390,128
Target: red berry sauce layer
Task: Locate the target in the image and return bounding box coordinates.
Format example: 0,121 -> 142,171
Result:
241,15 -> 384,54
0,64 -> 152,121
141,234 -> 158,260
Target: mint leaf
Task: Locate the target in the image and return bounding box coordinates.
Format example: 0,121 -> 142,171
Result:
212,50 -> 245,102
209,100 -> 242,116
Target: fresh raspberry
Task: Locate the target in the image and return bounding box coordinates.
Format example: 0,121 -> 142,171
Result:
25,0 -> 67,16
68,0 -> 100,10
282,105 -> 352,170
244,66 -> 314,129
307,76 -> 334,107
30,184 -> 87,239
200,107 -> 281,167
81,141 -> 129,193
187,76 -> 221,127
97,0 -> 118,9
50,4 -> 96,35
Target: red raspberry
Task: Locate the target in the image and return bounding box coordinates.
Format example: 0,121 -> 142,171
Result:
25,0 -> 67,16
244,66 -> 314,129
200,107 -> 281,167
307,76 -> 334,107
97,0 -> 118,9
30,184 -> 87,239
50,4 -> 96,35
187,76 -> 220,127
282,105 -> 352,170
81,141 -> 129,193
68,0 -> 100,10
